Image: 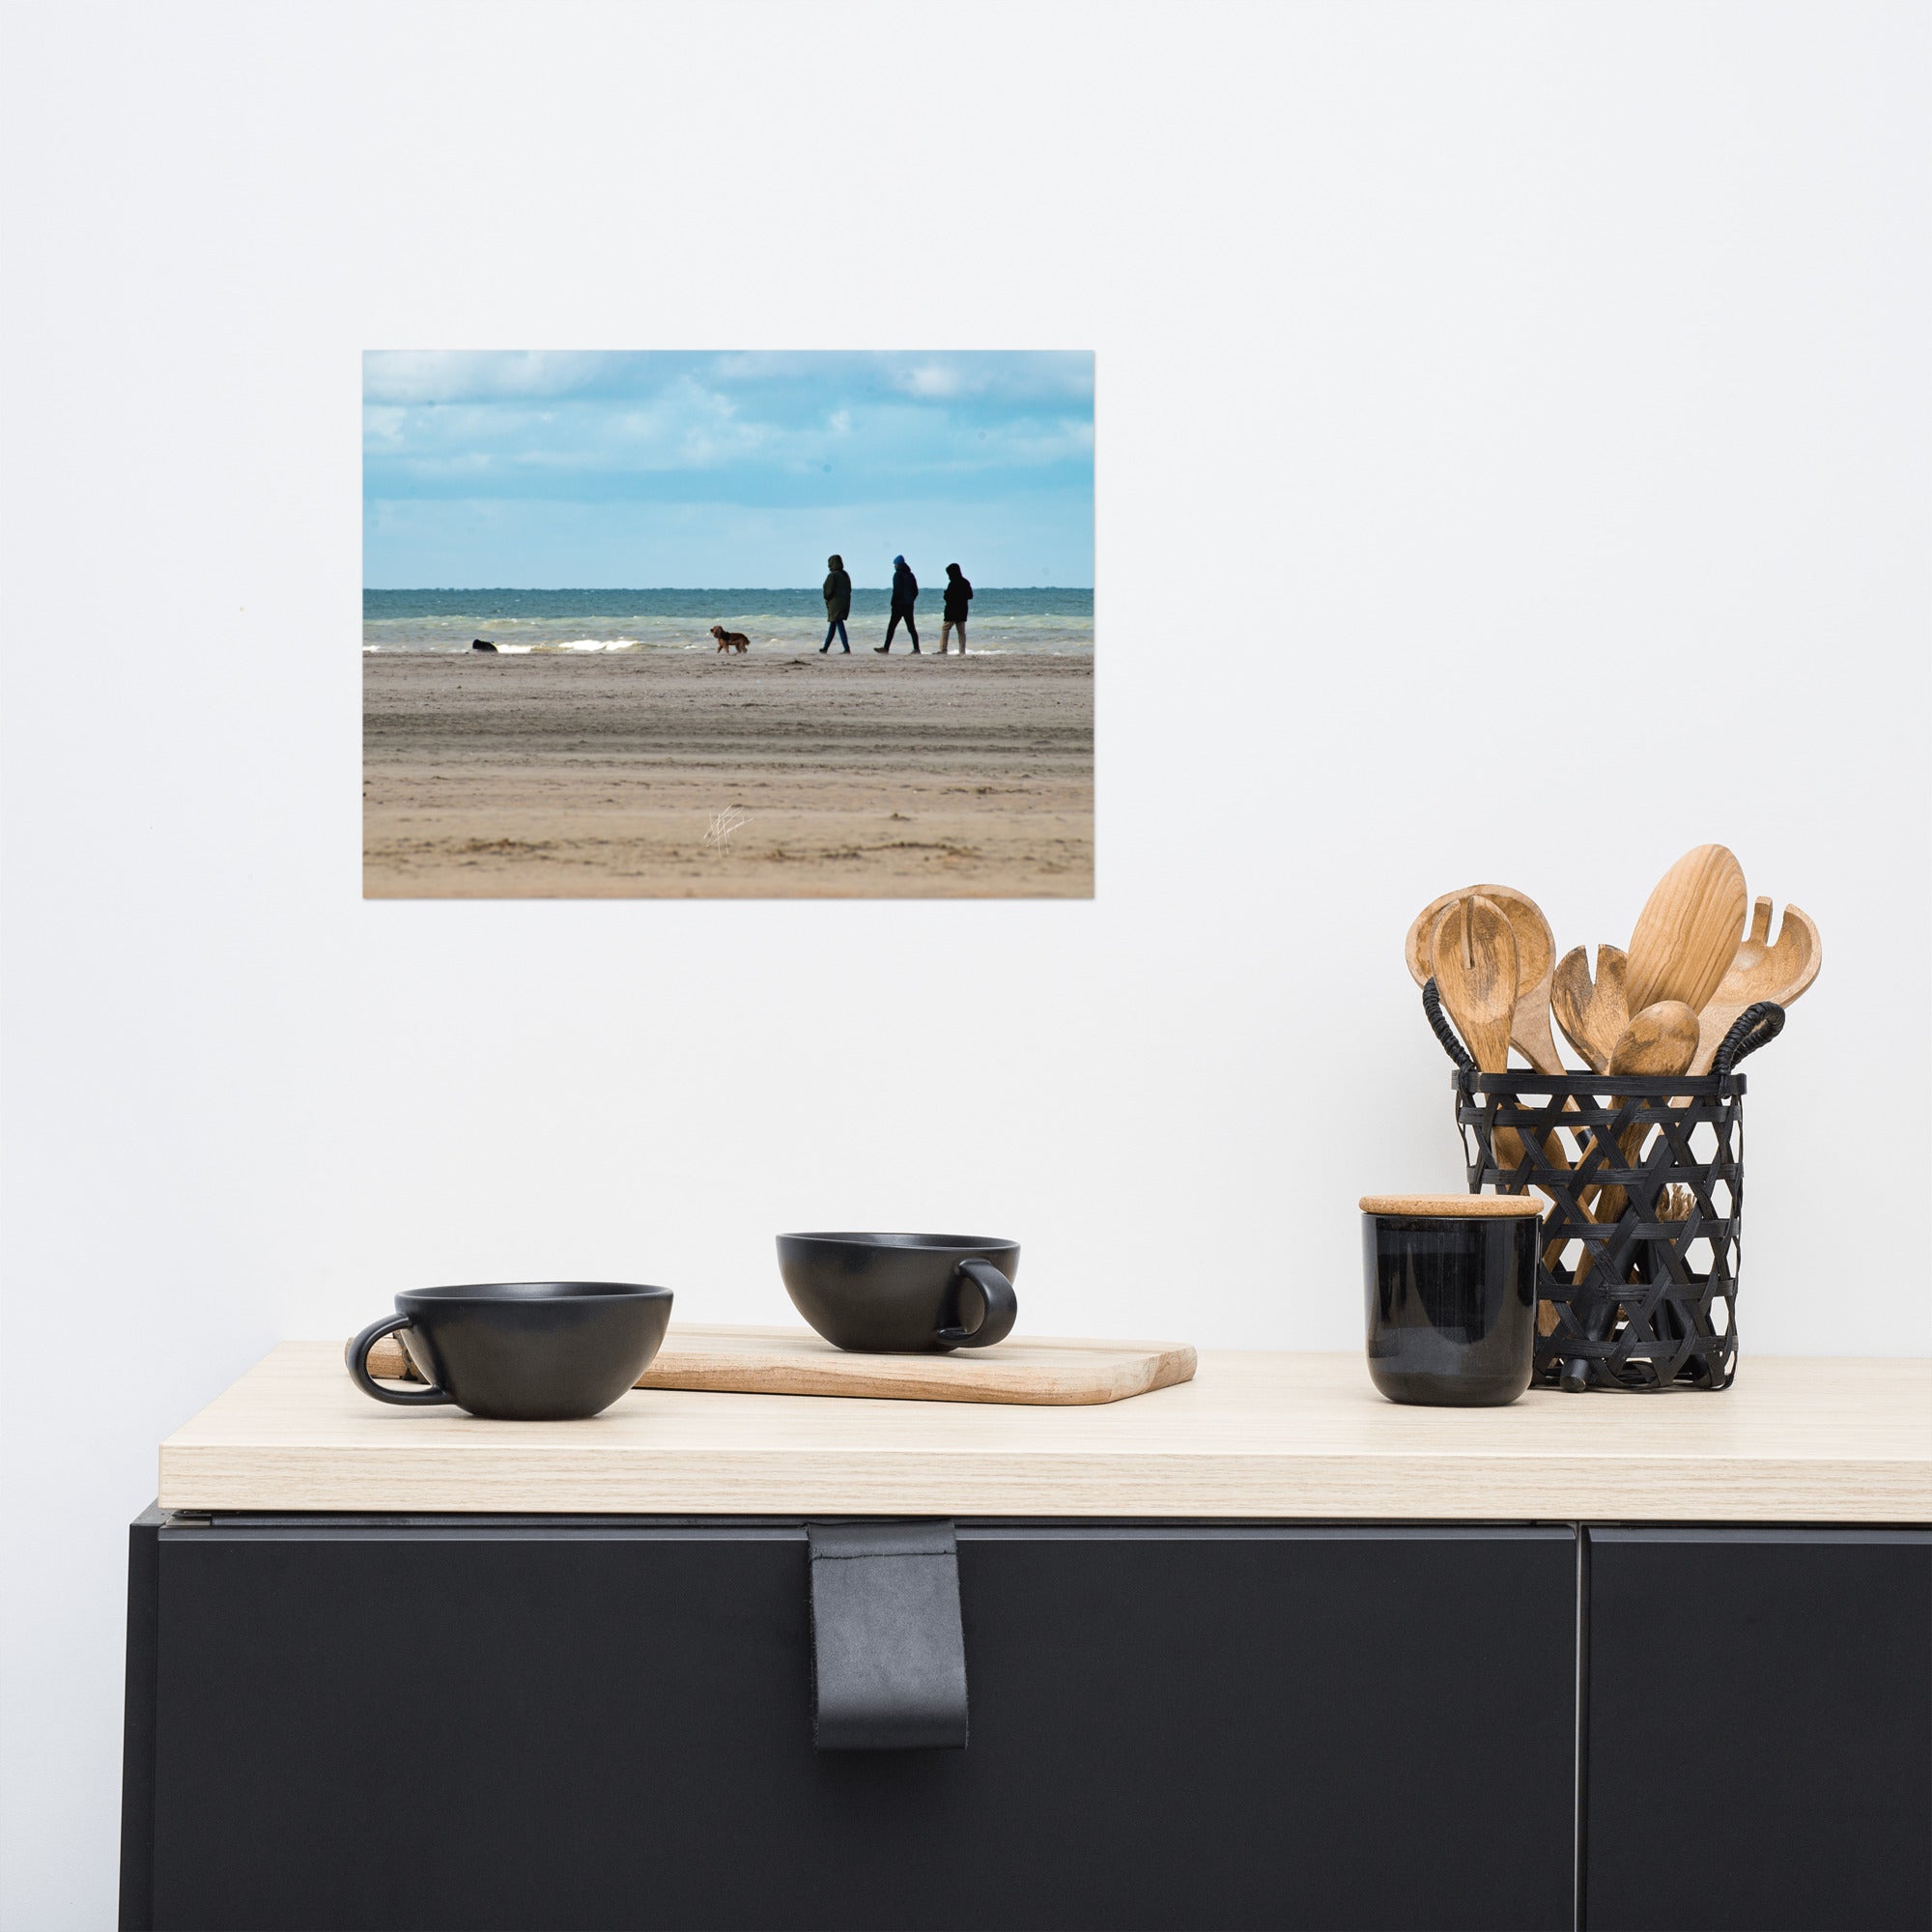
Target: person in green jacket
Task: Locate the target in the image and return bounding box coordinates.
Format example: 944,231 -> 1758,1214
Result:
819,554 -> 852,653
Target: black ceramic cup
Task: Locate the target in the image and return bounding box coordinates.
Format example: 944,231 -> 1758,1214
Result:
344,1282 -> 673,1420
776,1233 -> 1019,1353
1360,1197 -> 1541,1406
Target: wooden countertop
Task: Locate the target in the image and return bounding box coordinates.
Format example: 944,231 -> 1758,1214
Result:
156,1342 -> 1932,1521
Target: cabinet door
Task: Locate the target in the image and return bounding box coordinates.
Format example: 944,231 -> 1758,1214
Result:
130,1518 -> 1577,1932
1585,1528 -> 1932,1932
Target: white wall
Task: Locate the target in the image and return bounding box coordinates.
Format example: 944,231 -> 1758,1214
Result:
3,4 -> 1926,1923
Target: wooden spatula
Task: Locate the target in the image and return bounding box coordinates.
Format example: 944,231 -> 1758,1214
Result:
1690,897 -> 1822,1073
1625,845 -> 1748,1017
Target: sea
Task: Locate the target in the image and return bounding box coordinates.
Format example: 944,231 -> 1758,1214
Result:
363,588 -> 1094,656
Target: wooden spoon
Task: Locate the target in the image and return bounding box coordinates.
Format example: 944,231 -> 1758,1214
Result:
1610,1001 -> 1702,1078
1406,884 -> 1564,1074
1551,945 -> 1630,1076
1690,897 -> 1822,1073
1563,1000 -> 1702,1387
1625,844 -> 1748,1017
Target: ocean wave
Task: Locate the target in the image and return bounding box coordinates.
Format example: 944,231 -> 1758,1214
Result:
362,604 -> 1094,655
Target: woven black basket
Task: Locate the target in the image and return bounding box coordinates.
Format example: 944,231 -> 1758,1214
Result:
1453,1068 -> 1747,1389
1423,990 -> 1786,1392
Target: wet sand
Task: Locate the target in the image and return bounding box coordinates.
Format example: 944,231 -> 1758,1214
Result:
362,651 -> 1094,898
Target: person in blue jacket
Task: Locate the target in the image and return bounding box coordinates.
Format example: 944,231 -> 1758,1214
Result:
874,554 -> 920,653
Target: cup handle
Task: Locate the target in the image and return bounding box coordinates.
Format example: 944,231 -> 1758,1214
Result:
344,1314 -> 454,1406
938,1259 -> 1017,1349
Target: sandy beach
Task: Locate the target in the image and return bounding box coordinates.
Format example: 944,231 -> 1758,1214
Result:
362,651 -> 1094,898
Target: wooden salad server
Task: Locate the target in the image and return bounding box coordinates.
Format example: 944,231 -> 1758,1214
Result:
1429,895 -> 1579,1187
1690,897 -> 1822,1074
1428,895 -> 1518,1075
1428,895 -> 1564,1183
1551,944 -> 1630,1076
1406,884 -> 1565,1075
1624,844 -> 1748,1018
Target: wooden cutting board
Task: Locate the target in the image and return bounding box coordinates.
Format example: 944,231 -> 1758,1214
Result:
362,1322 -> 1197,1407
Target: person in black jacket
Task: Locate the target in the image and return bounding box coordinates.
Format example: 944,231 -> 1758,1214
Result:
819,554 -> 852,653
874,554 -> 920,653
939,563 -> 973,653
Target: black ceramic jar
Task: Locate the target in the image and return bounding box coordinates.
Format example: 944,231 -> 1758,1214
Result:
1360,1196 -> 1543,1406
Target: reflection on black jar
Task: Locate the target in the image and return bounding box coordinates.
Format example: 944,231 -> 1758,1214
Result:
1360,1197 -> 1542,1406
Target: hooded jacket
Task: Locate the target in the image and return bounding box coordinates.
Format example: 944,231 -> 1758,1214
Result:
890,555 -> 918,613
822,556 -> 852,622
942,566 -> 973,622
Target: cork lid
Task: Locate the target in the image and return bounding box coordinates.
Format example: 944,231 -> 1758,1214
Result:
1359,1194 -> 1544,1218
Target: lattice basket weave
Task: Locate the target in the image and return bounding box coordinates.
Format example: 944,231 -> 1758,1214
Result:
1452,1069 -> 1747,1391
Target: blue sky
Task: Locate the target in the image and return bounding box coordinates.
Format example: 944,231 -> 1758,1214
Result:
362,351 -> 1094,587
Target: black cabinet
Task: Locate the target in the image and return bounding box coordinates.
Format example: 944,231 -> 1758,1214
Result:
125,1512 -> 1932,1932
1584,1528 -> 1932,1932
120,1517 -> 1578,1932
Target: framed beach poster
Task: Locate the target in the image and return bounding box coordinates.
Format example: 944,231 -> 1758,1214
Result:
361,352 -> 1094,898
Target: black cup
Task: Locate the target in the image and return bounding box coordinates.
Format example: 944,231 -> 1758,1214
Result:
776,1233 -> 1019,1353
345,1282 -> 673,1420
1361,1200 -> 1540,1406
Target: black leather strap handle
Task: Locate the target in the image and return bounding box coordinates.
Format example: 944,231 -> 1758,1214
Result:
808,1520 -> 968,1750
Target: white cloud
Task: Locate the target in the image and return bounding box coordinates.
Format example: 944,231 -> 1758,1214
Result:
362,355 -> 1097,501
882,353 -> 1093,405
361,352 -> 612,405
899,365 -> 963,399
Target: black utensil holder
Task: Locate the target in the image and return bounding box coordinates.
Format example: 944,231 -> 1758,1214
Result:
1451,1069 -> 1747,1391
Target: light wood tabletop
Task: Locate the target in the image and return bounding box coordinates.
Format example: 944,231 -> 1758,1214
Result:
157,1341 -> 1932,1522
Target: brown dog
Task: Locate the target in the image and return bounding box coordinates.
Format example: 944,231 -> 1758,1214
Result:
711,625 -> 750,655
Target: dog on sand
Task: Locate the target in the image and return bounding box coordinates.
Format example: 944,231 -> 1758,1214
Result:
711,625 -> 750,655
